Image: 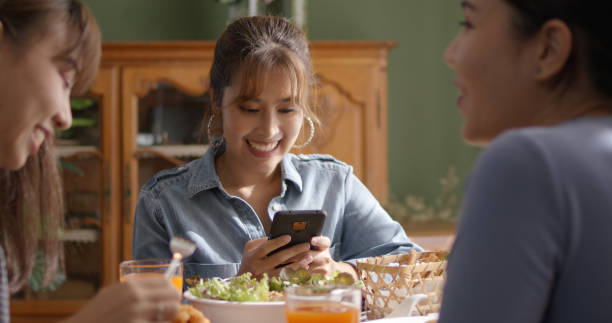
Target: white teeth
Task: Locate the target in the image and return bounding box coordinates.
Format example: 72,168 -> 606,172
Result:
34,128 -> 45,145
248,140 -> 278,152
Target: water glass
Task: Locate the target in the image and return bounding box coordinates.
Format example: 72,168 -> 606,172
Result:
119,258 -> 183,291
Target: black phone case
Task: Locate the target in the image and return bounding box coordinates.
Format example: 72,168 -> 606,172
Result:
267,210 -> 326,255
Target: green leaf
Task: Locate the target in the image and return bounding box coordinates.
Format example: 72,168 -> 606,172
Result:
57,128 -> 74,138
71,118 -> 96,127
59,160 -> 85,176
28,250 -> 66,292
70,98 -> 95,110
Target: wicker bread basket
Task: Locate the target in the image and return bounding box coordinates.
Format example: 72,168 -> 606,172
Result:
357,251 -> 447,320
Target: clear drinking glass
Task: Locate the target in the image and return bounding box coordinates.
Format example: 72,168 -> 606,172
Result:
285,285 -> 361,323
119,259 -> 183,291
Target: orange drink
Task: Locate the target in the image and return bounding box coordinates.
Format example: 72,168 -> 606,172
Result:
285,285 -> 361,323
119,259 -> 183,291
120,272 -> 183,291
170,275 -> 182,291
286,303 -> 359,323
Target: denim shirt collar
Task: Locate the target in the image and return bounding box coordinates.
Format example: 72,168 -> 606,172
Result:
187,148 -> 220,197
281,153 -> 303,193
188,147 -> 303,198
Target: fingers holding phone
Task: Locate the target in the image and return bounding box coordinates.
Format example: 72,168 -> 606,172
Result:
310,235 -> 331,250
307,236 -> 334,276
265,237 -> 311,267
237,209 -> 326,276
308,235 -> 359,280
237,236 -> 311,278
279,247 -> 314,270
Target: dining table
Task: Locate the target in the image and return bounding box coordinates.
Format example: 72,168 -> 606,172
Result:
365,313 -> 438,323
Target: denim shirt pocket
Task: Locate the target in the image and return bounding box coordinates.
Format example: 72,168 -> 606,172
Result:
183,262 -> 240,282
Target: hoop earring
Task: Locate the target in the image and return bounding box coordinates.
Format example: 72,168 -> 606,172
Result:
293,116 -> 314,149
207,113 -> 224,149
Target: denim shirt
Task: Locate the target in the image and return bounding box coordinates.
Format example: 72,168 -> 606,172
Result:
133,147 -> 420,279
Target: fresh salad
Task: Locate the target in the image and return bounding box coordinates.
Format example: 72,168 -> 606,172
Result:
188,269 -> 364,302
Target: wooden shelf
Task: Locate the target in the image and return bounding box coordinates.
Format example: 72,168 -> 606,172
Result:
11,300 -> 86,323
62,229 -> 99,243
56,145 -> 208,159
136,144 -> 208,158
55,146 -> 99,158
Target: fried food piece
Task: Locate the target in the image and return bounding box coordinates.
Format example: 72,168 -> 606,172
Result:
185,275 -> 203,288
173,304 -> 210,323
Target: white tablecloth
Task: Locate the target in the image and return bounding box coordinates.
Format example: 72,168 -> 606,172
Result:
367,313 -> 438,323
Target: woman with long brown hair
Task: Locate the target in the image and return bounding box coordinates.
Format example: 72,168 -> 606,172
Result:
0,0 -> 180,322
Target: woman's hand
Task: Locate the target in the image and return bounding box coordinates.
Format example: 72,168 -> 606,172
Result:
238,236 -> 312,278
309,236 -> 359,280
63,276 -> 181,323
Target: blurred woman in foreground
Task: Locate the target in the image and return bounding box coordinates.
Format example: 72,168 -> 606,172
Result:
0,0 -> 179,321
440,0 -> 612,322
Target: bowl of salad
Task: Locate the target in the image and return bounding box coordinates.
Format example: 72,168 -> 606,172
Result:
184,269 -> 361,323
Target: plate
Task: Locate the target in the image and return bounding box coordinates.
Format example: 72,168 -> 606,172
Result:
184,290 -> 286,323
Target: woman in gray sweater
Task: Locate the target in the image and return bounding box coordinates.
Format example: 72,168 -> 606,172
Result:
440,0 -> 612,322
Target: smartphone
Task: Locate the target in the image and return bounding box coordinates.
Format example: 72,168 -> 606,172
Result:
267,210 -> 326,256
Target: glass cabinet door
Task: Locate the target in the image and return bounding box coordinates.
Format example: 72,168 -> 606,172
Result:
121,64 -> 211,259
135,81 -> 209,187
57,143 -> 103,300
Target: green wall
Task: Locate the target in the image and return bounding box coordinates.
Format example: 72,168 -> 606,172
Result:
82,0 -> 480,213
82,0 -> 225,40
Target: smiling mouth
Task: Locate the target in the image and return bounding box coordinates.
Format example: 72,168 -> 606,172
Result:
247,140 -> 279,152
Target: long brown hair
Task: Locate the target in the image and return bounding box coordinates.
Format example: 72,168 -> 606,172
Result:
0,142 -> 64,293
0,0 -> 101,293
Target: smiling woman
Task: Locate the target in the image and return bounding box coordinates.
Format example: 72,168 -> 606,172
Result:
0,0 -> 101,293
0,1 -> 185,322
132,16 -> 421,283
0,4 -> 98,170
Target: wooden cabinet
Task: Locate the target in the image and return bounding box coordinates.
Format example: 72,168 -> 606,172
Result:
10,41 -> 393,322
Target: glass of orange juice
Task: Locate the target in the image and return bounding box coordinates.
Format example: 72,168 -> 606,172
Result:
119,259 -> 183,291
285,285 -> 361,323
